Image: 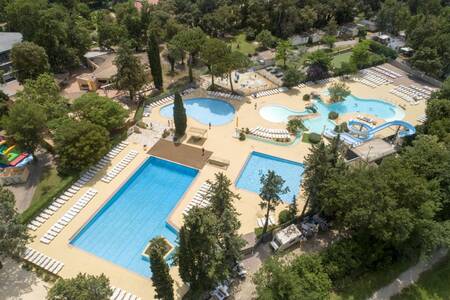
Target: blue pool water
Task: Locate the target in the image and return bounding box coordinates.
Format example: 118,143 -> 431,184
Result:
70,157 -> 198,277
160,98 -> 235,126
259,95 -> 405,133
236,152 -> 304,203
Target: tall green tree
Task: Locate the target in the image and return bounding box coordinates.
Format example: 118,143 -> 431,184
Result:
0,187 -> 30,269
206,173 -> 244,276
303,50 -> 332,81
147,31 -> 164,90
148,237 -> 174,300
113,43 -> 147,102
2,99 -> 46,153
10,42 -> 49,83
376,0 -> 411,34
71,93 -> 128,133
200,38 -> 229,89
54,119 -> 110,174
170,28 -> 206,82
220,51 -> 250,92
173,93 -> 187,138
256,29 -> 275,49
350,41 -> 371,69
259,170 -> 289,236
322,35 -> 336,49
177,207 -> 223,299
47,273 -> 113,300
276,40 -> 293,68
328,82 -> 351,103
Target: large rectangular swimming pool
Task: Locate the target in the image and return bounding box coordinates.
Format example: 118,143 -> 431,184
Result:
236,152 -> 304,203
70,156 -> 198,277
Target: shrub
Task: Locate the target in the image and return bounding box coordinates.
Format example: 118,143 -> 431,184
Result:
136,121 -> 147,128
368,40 -> 397,60
303,94 -> 311,101
328,111 -> 339,120
334,122 -> 349,133
309,133 -> 322,144
283,68 -> 305,88
287,119 -> 306,134
162,129 -> 170,138
278,210 -> 292,224
239,132 -> 246,141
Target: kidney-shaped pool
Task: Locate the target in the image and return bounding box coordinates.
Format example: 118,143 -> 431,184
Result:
160,98 -> 235,126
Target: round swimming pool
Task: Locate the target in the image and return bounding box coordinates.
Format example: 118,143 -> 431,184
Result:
160,98 -> 235,126
259,95 -> 405,133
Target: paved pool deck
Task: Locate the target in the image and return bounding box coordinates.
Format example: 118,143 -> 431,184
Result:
25,64 -> 428,299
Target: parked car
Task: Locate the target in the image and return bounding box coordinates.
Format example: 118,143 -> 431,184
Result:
210,282 -> 230,300
143,105 -> 152,117
233,263 -> 247,279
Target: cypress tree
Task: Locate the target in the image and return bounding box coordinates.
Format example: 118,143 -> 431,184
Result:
149,237 -> 174,300
173,92 -> 187,137
147,31 -> 163,90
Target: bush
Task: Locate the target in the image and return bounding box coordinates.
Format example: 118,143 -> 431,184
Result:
303,94 -> 311,101
239,132 -> 246,141
162,129 -> 170,138
282,68 -> 305,88
309,133 -> 322,144
278,210 -> 292,224
328,111 -> 339,120
245,28 -> 257,41
287,119 -> 306,134
368,40 -> 397,60
334,122 -> 349,133
136,121 -> 147,128
255,224 -> 278,238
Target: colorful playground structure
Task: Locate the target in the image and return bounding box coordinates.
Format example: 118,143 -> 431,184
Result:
0,138 -> 33,168
324,120 -> 416,147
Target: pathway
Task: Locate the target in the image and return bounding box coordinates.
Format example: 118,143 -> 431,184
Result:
369,248 -> 448,300
0,258 -> 51,300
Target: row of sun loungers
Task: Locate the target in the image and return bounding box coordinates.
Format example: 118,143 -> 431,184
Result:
101,150 -> 139,183
40,189 -> 98,245
417,114 -> 427,123
390,84 -> 431,104
256,216 -> 276,228
110,286 -> 142,300
22,247 -> 64,275
207,91 -> 244,101
183,182 -> 211,215
252,87 -> 288,98
354,76 -> 378,88
149,95 -> 174,108
249,127 -> 291,140
360,70 -> 393,86
25,142 -> 128,232
372,66 -> 402,79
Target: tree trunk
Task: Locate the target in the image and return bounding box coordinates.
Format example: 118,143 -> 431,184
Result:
211,74 -> 215,89
298,196 -> 310,220
188,55 -> 193,83
228,72 -> 234,92
262,201 -> 271,236
170,60 -> 175,72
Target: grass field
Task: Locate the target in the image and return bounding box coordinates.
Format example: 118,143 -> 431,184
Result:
20,166 -> 75,223
228,33 -> 257,56
392,256 -> 450,300
331,51 -> 352,68
331,259 -> 414,300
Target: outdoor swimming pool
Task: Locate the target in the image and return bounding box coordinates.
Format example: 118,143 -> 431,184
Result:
70,157 -> 198,277
259,95 -> 405,133
160,98 -> 235,126
236,152 -> 304,203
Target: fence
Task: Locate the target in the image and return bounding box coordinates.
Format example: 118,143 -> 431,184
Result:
389,59 -> 443,87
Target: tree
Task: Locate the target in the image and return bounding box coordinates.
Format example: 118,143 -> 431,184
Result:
289,196 -> 298,220
113,43 -> 147,102
322,35 -> 336,49
376,0 -> 411,34
303,50 -> 332,81
259,170 -> 289,236
177,207 -> 223,299
256,29 -> 275,49
276,40 -> 293,68
205,173 -> 244,276
328,82 -> 351,102
350,41 -> 371,69
220,51 -> 250,92
15,73 -> 67,121
410,47 -> 443,77
0,91 -> 9,118
173,93 -> 187,138
10,42 -> 49,83
282,68 -> 304,88
148,237 -> 174,300
337,61 -> 358,76
54,119 -> 110,174
147,31 -> 164,90
171,28 -> 206,82
325,17 -> 338,36
200,38 -> 230,89
0,187 -> 30,269
47,273 -> 113,300
71,93 -> 128,133
2,99 -> 46,153
166,44 -> 183,73
97,12 -> 124,50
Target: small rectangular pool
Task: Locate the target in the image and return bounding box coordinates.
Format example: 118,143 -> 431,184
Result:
70,156 -> 198,277
236,152 -> 304,203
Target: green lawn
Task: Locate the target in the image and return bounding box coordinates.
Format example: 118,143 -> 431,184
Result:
331,259 -> 415,300
20,166 -> 75,223
392,256 -> 450,300
228,33 -> 257,56
331,51 -> 352,68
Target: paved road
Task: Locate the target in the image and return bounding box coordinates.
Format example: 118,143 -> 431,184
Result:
369,248 -> 448,300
